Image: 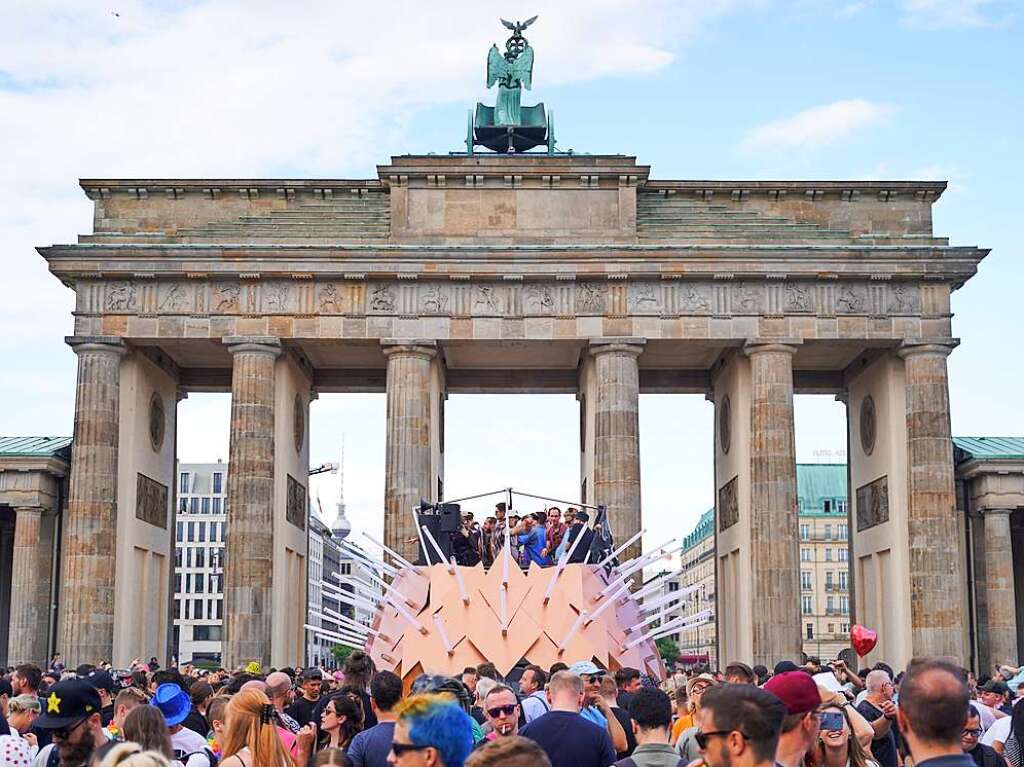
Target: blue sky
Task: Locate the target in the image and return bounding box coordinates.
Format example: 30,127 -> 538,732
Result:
1,0 -> 1019,549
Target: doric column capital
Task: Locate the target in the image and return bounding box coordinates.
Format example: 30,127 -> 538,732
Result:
223,336 -> 282,357
381,339 -> 438,360
65,335 -> 127,356
897,338 -> 959,360
13,506 -> 44,517
979,507 -> 1015,517
743,338 -> 802,357
589,337 -> 646,357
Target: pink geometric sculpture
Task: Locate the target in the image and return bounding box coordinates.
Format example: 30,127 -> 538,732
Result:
364,561 -> 666,685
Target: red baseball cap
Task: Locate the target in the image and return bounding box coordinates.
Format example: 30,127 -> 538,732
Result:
764,671 -> 820,716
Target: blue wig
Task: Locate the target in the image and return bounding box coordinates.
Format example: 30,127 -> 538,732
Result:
398,694 -> 475,767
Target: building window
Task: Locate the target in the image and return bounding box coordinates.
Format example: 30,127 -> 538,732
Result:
202,497 -> 210,514
839,571 -> 848,590
213,472 -> 223,494
194,625 -> 222,642
668,581 -> 679,592
826,596 -> 834,615
842,623 -> 850,633
825,548 -> 833,562
175,574 -> 182,593
213,498 -> 222,514
196,548 -> 206,568
196,574 -> 205,593
176,522 -> 184,541
198,523 -> 207,543
824,500 -> 831,513
838,523 -> 848,540
802,596 -> 812,614
838,501 -> 848,515
800,548 -> 811,562
801,571 -> 812,590
174,601 -> 180,620
838,548 -> 848,562
187,522 -> 196,541
806,623 -> 814,640
180,473 -> 190,494
840,596 -> 849,614
800,524 -> 810,541
184,600 -> 191,619
217,600 -> 223,620
340,563 -> 352,576
194,600 -> 204,620
824,524 -> 832,540
175,547 -> 183,568
179,498 -> 187,513
825,571 -> 834,590
190,497 -> 199,514
828,623 -> 834,633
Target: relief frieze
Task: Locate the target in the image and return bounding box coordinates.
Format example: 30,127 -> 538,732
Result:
89,278 -> 928,320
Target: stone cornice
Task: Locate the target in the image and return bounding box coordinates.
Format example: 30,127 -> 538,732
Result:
645,179 -> 947,202
79,178 -> 386,200
377,154 -> 649,187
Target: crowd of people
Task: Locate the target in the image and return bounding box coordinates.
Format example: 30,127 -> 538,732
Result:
450,502 -> 597,568
3,653 -> 1024,767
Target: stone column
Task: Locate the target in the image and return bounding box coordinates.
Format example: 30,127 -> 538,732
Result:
8,507 -> 45,665
382,341 -> 437,559
61,336 -> 126,665
981,508 -> 1017,667
223,336 -> 281,669
898,341 -> 965,659
745,340 -> 802,666
589,338 -> 645,563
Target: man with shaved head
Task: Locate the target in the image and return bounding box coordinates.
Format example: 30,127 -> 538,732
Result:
897,658 -> 973,767
266,671 -> 300,732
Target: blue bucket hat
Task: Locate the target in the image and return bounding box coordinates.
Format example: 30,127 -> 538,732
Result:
152,683 -> 191,727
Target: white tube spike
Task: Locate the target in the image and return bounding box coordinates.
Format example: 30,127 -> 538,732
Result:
502,523 -> 511,587
386,593 -> 429,635
362,531 -> 418,572
433,614 -> 455,655
558,609 -> 589,653
586,581 -> 631,626
593,572 -> 629,603
650,618 -> 710,644
595,528 -> 646,569
632,569 -> 687,603
411,507 -> 429,568
639,588 -> 690,614
542,552 -> 568,606
340,541 -> 401,578
450,557 -> 470,605
499,587 -> 508,635
421,525 -> 454,572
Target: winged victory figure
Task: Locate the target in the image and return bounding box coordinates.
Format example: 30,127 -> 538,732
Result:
486,15 -> 537,126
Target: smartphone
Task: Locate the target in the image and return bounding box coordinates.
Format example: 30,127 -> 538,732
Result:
820,711 -> 845,732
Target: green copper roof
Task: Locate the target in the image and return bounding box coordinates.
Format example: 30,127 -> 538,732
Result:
796,463 -> 848,516
0,436 -> 73,458
682,508 -> 714,552
681,463 -> 848,551
953,437 -> 1024,462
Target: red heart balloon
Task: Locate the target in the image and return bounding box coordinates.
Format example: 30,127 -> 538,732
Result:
851,624 -> 878,657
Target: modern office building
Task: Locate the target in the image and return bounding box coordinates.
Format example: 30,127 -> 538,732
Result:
173,461 -> 227,665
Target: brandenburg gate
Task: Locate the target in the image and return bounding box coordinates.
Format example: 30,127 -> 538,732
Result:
29,150 -> 985,670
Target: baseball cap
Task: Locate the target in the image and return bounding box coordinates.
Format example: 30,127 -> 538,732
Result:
569,661 -> 601,676
300,667 -> 324,681
981,680 -> 1010,695
773,660 -> 800,675
35,679 -> 103,729
764,671 -> 820,716
86,670 -> 117,694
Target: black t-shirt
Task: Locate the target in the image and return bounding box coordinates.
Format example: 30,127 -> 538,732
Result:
286,695 -> 321,727
970,744 -> 1009,767
856,700 -> 898,767
181,707 -> 210,738
610,706 -> 636,758
520,710 -> 616,767
0,715 -> 9,736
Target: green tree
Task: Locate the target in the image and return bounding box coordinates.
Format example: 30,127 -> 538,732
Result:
330,644 -> 354,667
656,637 -> 681,667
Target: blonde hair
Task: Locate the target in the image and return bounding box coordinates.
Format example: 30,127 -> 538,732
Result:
8,694 -> 41,714
222,688 -> 296,767
97,743 -> 172,767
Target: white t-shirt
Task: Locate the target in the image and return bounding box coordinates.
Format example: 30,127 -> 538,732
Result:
983,715 -> 1013,747
171,726 -> 211,767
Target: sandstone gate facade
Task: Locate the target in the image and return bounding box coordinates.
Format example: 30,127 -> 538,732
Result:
27,153 -> 985,670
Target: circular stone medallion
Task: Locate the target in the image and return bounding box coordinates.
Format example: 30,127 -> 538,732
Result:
719,395 -> 732,455
149,392 -> 166,452
293,393 -> 305,453
860,395 -> 877,456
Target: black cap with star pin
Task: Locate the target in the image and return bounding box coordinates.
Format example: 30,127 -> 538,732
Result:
35,679 -> 102,729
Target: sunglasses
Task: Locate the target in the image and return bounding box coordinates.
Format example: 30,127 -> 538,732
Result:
391,742 -> 429,756
51,718 -> 88,740
487,704 -> 518,718
695,730 -> 748,749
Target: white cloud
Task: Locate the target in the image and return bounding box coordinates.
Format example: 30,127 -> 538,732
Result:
900,0 -> 1013,28
740,99 -> 895,153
